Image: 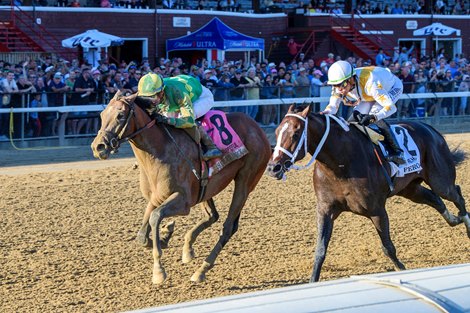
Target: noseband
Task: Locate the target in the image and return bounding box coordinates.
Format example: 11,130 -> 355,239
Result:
272,113 -> 333,172
99,98 -> 156,153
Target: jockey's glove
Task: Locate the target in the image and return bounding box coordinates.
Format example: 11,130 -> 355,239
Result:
357,113 -> 377,126
154,114 -> 167,124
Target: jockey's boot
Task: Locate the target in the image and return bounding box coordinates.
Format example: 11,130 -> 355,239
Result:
376,119 -> 406,165
198,125 -> 222,161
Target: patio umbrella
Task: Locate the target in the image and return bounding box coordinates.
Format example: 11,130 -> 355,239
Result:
413,22 -> 460,52
62,29 -> 124,48
62,29 -> 124,66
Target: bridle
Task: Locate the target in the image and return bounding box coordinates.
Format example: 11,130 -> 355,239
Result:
99,96 -> 156,153
272,113 -> 340,176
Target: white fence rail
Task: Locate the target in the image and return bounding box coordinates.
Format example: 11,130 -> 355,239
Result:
1,91 -> 469,145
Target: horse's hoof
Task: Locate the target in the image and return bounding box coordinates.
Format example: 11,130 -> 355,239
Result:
164,220 -> 175,232
190,271 -> 206,283
461,214 -> 470,238
160,221 -> 175,249
182,248 -> 195,264
152,268 -> 167,285
395,262 -> 406,271
135,231 -> 151,248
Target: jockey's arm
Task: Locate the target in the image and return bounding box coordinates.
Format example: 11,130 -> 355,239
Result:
163,88 -> 196,128
322,93 -> 342,115
369,84 -> 398,120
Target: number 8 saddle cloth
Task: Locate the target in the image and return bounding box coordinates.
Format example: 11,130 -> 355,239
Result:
200,110 -> 249,177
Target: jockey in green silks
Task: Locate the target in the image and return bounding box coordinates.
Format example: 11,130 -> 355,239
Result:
137,73 -> 222,161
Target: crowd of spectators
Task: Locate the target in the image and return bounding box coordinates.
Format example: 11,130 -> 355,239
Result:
0,45 -> 469,140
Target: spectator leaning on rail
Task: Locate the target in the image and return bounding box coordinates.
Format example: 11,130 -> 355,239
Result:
137,73 -> 222,161
321,60 -> 406,165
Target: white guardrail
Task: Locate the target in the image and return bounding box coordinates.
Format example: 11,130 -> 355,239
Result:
1,91 -> 469,145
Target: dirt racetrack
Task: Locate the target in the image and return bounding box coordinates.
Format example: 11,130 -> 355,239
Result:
1,134 -> 470,313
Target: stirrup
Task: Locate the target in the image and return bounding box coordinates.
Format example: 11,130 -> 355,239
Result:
386,152 -> 406,165
203,149 -> 222,161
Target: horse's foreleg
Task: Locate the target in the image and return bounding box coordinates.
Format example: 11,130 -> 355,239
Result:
136,202 -> 156,248
191,185 -> 248,283
310,212 -> 334,283
149,208 -> 166,285
149,192 -> 188,285
370,212 -> 406,271
182,199 -> 219,264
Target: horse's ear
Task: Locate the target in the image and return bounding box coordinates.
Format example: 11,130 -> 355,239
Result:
125,93 -> 138,102
301,104 -> 312,117
287,104 -> 296,113
111,90 -> 122,101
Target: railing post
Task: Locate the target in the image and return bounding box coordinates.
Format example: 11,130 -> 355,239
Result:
10,0 -> 16,27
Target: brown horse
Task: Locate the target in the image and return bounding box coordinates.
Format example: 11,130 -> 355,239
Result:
91,92 -> 271,284
266,104 -> 470,282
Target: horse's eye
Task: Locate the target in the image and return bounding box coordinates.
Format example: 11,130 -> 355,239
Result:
117,112 -> 125,120
292,133 -> 300,141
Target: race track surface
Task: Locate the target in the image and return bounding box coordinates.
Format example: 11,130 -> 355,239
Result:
1,134 -> 470,312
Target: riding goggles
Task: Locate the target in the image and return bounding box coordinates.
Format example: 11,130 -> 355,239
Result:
333,80 -> 349,88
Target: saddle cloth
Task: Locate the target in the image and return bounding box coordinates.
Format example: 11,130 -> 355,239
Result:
200,110 -> 249,177
351,122 -> 422,177
378,125 -> 422,177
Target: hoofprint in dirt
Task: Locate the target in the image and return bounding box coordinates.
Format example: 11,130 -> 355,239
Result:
1,133 -> 469,313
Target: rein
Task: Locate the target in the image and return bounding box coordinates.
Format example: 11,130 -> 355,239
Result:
161,125 -> 201,181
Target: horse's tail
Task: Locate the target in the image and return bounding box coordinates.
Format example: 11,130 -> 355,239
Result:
419,122 -> 467,166
451,145 -> 467,166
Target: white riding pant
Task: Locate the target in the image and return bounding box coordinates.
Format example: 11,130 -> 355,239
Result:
194,86 -> 215,119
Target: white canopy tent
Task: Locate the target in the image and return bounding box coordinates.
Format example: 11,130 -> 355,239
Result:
413,22 -> 461,52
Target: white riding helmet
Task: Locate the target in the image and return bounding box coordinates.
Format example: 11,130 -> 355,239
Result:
327,61 -> 355,85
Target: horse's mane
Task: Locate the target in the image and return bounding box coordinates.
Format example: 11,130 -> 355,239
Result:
134,96 -> 155,114
133,96 -> 168,121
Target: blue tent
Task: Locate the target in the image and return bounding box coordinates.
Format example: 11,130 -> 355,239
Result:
166,17 -> 264,53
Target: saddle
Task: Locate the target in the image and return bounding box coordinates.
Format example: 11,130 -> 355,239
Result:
351,122 -> 422,177
350,122 -> 384,144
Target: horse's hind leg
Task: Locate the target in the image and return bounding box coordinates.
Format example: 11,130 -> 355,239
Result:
399,182 -> 463,227
444,184 -> 470,238
190,181 -> 249,283
424,167 -> 470,237
370,210 -> 406,271
182,199 -> 219,264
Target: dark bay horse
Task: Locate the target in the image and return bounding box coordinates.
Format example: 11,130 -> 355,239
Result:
91,92 -> 271,284
266,104 -> 470,282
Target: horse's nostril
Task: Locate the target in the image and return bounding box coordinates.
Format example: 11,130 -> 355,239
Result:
96,143 -> 106,152
273,164 -> 282,173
